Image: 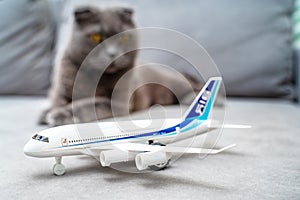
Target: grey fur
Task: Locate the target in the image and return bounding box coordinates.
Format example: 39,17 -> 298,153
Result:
41,6 -> 201,126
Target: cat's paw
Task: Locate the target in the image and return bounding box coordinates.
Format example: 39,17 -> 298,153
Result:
38,109 -> 50,125
46,108 -> 76,127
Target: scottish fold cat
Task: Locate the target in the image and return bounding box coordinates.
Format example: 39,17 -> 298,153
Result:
40,5 -> 200,126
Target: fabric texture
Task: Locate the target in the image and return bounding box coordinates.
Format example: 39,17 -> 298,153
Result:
0,97 -> 299,199
0,0 -> 56,95
135,0 -> 295,98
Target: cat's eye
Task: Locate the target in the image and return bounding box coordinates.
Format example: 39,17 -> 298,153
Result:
119,34 -> 130,43
89,33 -> 102,43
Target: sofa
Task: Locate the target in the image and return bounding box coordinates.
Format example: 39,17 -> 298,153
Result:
0,0 -> 299,199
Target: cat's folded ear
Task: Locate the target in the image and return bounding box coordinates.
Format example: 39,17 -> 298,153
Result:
116,7 -> 134,24
74,6 -> 99,25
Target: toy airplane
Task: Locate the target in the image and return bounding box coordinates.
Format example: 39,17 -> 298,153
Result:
24,77 -> 248,176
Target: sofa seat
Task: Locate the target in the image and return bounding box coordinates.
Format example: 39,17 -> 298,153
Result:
0,97 -> 299,199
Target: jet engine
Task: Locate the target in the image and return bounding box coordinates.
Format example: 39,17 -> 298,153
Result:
135,151 -> 171,170
100,150 -> 135,167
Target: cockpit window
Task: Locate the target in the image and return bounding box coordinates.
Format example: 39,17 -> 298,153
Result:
32,134 -> 49,143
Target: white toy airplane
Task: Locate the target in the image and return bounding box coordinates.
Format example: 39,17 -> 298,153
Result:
24,77 -> 247,176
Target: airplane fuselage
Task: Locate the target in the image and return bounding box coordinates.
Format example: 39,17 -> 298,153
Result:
24,118 -> 209,158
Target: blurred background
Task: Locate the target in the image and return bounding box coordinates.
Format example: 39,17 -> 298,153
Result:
0,0 -> 298,99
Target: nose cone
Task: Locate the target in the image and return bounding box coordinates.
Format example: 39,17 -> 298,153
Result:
24,139 -> 45,157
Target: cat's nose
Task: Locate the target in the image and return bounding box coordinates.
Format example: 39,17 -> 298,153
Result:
106,46 -> 117,58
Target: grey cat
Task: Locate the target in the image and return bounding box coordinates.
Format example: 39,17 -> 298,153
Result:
40,6 -> 201,126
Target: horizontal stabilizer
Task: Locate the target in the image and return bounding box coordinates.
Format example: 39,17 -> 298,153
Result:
221,124 -> 252,129
208,120 -> 251,129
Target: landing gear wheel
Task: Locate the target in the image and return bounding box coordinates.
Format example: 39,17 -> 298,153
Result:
53,163 -> 66,176
53,157 -> 65,176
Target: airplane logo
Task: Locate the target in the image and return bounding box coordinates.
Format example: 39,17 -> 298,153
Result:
61,138 -> 68,146
195,90 -> 211,114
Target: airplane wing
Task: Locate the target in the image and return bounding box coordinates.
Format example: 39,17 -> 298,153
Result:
90,142 -> 236,154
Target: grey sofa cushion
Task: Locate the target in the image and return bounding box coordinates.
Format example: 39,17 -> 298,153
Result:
0,0 -> 55,95
1,97 -> 299,199
59,0 -> 295,98
135,0 -> 295,98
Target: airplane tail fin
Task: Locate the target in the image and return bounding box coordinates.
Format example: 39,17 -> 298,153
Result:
183,77 -> 222,120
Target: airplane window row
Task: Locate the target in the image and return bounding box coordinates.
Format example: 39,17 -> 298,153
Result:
67,132 -> 149,144
32,134 -> 49,143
